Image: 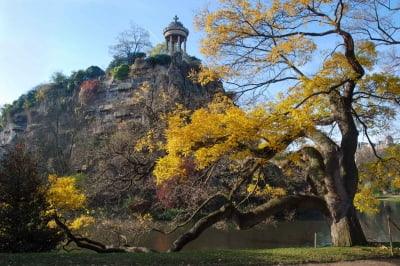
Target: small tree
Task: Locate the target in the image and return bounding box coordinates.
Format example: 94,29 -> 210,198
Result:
109,22 -> 152,66
0,143 -> 62,252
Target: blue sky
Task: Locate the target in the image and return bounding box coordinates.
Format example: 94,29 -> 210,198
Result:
0,0 -> 206,106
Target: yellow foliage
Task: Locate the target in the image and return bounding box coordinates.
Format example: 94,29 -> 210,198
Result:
133,213 -> 153,229
189,66 -> 222,85
68,215 -> 95,230
43,174 -> 91,231
153,93 -> 317,183
47,220 -> 57,229
135,129 -> 160,152
356,145 -> 400,213
47,174 -> 86,212
356,41 -> 377,70
247,183 -> 286,198
354,187 -> 380,214
391,176 -> 400,189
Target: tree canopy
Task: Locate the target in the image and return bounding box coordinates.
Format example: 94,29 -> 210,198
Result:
150,0 -> 400,250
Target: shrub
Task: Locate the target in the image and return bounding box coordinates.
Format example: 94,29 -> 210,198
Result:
145,54 -> 171,66
85,66 -> 105,79
79,79 -> 100,104
111,64 -> 130,80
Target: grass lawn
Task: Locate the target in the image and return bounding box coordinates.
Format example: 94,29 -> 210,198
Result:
377,195 -> 400,202
0,246 -> 399,265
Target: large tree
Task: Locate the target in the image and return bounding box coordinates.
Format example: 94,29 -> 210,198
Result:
151,0 -> 400,250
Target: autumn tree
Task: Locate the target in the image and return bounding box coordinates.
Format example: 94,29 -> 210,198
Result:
0,143 -> 62,252
79,79 -> 100,104
151,0 -> 400,250
355,144 -> 400,213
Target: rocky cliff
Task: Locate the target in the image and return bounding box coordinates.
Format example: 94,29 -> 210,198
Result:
0,53 -> 223,206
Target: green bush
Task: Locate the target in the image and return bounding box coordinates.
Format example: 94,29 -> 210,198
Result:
0,88 -> 38,124
85,66 -> 105,79
108,53 -> 146,69
22,90 -> 37,109
111,64 -> 130,80
145,54 -> 171,66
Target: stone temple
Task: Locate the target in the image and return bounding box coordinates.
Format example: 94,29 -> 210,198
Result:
163,16 -> 189,55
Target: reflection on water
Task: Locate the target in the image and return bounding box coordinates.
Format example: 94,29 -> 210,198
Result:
140,220 -> 331,252
359,200 -> 400,243
139,201 -> 400,251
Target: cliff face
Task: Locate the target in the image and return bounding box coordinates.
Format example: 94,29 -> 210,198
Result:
0,53 -> 223,175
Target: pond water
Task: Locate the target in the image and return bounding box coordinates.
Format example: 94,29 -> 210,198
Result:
139,201 -> 400,252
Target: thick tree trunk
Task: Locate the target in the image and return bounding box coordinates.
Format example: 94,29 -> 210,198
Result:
330,207 -> 367,246
307,129 -> 366,247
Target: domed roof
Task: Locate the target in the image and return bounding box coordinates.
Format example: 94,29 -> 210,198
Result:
163,15 -> 189,36
169,20 -> 184,27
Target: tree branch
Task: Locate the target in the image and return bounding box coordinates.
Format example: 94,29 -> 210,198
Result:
54,217 -> 156,253
169,195 -> 329,252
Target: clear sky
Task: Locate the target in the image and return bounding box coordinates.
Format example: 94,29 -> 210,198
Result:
0,0 -> 206,106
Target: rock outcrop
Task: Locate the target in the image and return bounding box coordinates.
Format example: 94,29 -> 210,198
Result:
0,53 -> 223,173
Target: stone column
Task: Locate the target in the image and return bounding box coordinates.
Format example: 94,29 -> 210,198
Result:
184,38 -> 186,53
178,35 -> 181,52
169,35 -> 173,54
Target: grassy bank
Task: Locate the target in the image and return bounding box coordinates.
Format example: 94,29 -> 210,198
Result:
0,246 -> 399,265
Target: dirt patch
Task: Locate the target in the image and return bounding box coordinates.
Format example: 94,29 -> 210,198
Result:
301,258 -> 400,266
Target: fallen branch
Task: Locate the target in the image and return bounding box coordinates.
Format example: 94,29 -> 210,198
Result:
54,217 -> 157,253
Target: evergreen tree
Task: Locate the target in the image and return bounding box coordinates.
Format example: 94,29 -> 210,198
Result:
0,143 -> 62,252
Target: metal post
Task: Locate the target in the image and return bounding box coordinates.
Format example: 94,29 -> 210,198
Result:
387,215 -> 394,256
314,232 -> 317,248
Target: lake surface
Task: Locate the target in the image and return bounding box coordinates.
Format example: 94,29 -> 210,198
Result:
139,201 -> 400,251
